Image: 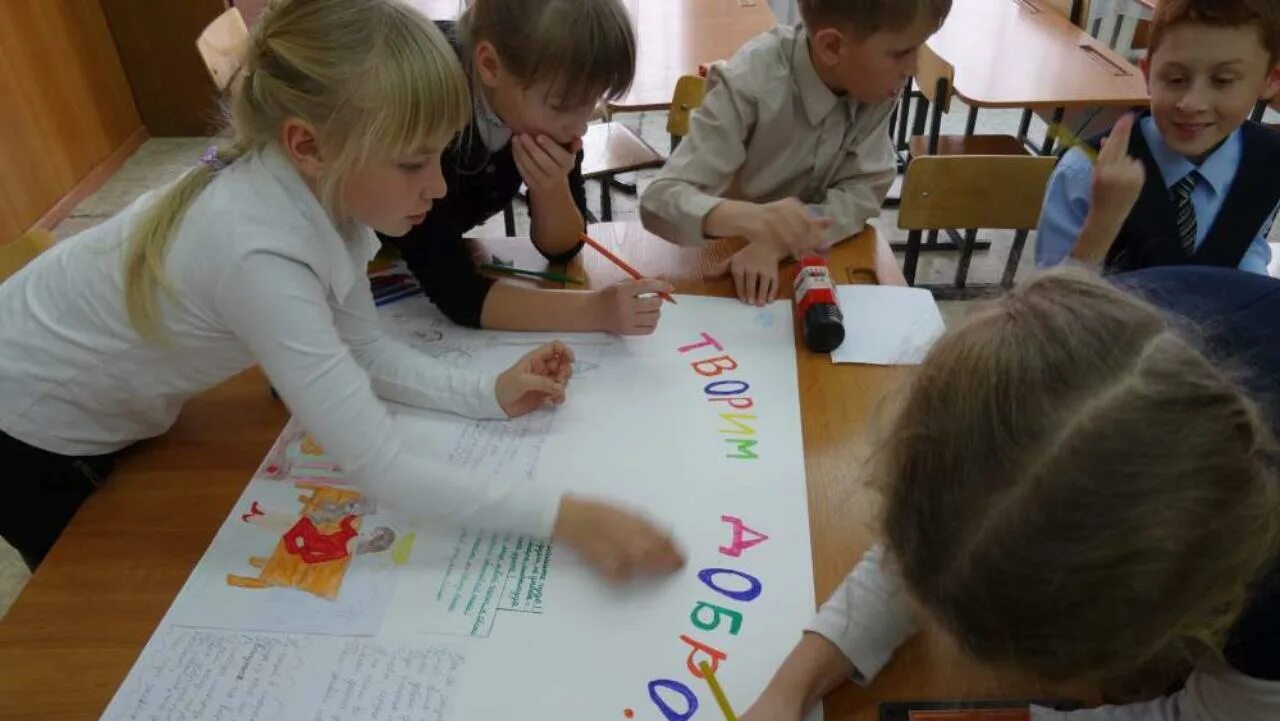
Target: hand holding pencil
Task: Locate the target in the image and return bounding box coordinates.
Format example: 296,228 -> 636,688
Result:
580,232 -> 678,305
593,279 -> 673,336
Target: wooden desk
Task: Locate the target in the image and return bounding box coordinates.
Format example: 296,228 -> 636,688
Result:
616,0 -> 776,111
0,223 -> 1071,720
928,0 -> 1149,109
406,0 -> 776,112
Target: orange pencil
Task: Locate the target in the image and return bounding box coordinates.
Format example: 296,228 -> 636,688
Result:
579,232 -> 677,305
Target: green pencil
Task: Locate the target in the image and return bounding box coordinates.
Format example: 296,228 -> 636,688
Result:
479,263 -> 584,285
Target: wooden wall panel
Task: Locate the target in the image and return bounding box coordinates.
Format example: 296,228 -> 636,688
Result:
0,0 -> 142,242
99,0 -> 228,137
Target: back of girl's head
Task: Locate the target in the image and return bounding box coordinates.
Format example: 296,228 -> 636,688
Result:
880,268 -> 1280,682
458,0 -> 636,110
125,0 -> 469,337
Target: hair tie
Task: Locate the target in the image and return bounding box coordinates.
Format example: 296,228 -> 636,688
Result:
200,145 -> 228,172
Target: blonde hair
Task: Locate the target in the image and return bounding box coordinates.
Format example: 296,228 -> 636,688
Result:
458,0 -> 636,111
123,0 -> 470,337
880,268 -> 1280,682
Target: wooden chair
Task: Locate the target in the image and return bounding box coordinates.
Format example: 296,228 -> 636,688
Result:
910,44 -> 1028,159
666,74 -> 706,151
195,7 -> 251,94
899,155 -> 1057,296
904,45 -> 1030,255
0,228 -> 55,284
1042,0 -> 1093,28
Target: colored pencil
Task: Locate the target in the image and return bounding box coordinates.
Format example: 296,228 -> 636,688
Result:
479,263 -> 584,285
374,286 -> 420,307
579,232 -> 677,304
697,661 -> 738,721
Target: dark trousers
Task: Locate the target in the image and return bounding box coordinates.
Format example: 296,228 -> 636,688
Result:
1,429 -> 116,570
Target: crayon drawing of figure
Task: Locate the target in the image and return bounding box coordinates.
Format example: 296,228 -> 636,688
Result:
226,485 -> 396,600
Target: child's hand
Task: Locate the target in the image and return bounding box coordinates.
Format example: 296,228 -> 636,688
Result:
512,134 -> 582,194
592,279 -> 674,336
713,240 -> 787,306
745,199 -> 833,256
553,495 -> 686,582
1089,113 -> 1146,228
495,341 -> 575,418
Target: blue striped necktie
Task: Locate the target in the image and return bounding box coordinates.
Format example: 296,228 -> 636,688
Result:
1171,172 -> 1199,255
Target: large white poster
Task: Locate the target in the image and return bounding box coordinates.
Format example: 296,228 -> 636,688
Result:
101,294 -> 818,721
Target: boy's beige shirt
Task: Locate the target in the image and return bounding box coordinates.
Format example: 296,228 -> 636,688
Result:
640,23 -> 898,247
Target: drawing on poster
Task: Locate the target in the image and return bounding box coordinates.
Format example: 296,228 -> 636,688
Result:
257,424 -> 346,484
227,484 -> 409,601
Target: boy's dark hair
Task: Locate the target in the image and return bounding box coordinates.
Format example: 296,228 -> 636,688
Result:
1150,0 -> 1280,63
459,0 -> 636,110
798,0 -> 953,37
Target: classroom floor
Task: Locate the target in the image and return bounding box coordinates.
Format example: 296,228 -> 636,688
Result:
2,100 -> 1278,620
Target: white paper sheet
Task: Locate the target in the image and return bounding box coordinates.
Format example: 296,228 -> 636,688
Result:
830,285 -> 946,365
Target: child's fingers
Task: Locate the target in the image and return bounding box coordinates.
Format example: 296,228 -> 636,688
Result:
535,135 -> 575,168
628,278 -> 675,297
1100,113 -> 1135,163
554,341 -> 575,366
521,374 -> 565,401
733,266 -> 750,304
520,136 -> 558,177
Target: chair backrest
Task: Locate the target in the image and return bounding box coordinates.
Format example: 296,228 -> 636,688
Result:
899,155 -> 1058,231
0,228 -> 55,283
666,75 -> 707,139
1042,0 -> 1091,29
915,43 -> 955,113
196,7 -> 251,93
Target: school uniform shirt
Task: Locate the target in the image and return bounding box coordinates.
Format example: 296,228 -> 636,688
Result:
639,23 -> 898,247
1036,115 -> 1279,275
379,20 -> 588,329
0,145 -> 560,538
806,269 -> 1280,721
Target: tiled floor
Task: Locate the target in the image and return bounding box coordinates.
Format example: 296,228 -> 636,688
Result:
3,96 -> 1278,620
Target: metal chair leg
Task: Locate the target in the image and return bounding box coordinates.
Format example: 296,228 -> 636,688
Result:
954,229 -> 979,289
600,178 -> 613,222
904,229 -> 923,285
1003,230 -> 1030,287
1017,109 -> 1033,147
503,204 -> 516,236
1041,107 -> 1065,155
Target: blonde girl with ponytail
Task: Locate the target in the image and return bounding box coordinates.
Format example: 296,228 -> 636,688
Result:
0,0 -> 683,582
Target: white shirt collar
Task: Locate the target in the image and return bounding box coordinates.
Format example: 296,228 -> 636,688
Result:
474,87 -> 512,151
254,145 -> 382,301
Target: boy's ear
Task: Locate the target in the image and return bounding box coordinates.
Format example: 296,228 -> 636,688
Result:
474,40 -> 503,88
1262,64 -> 1280,103
809,26 -> 846,66
281,118 -> 324,182
1139,54 -> 1152,86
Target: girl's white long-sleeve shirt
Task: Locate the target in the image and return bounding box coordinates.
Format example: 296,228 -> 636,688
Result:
808,545 -> 1280,721
0,147 -> 559,537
